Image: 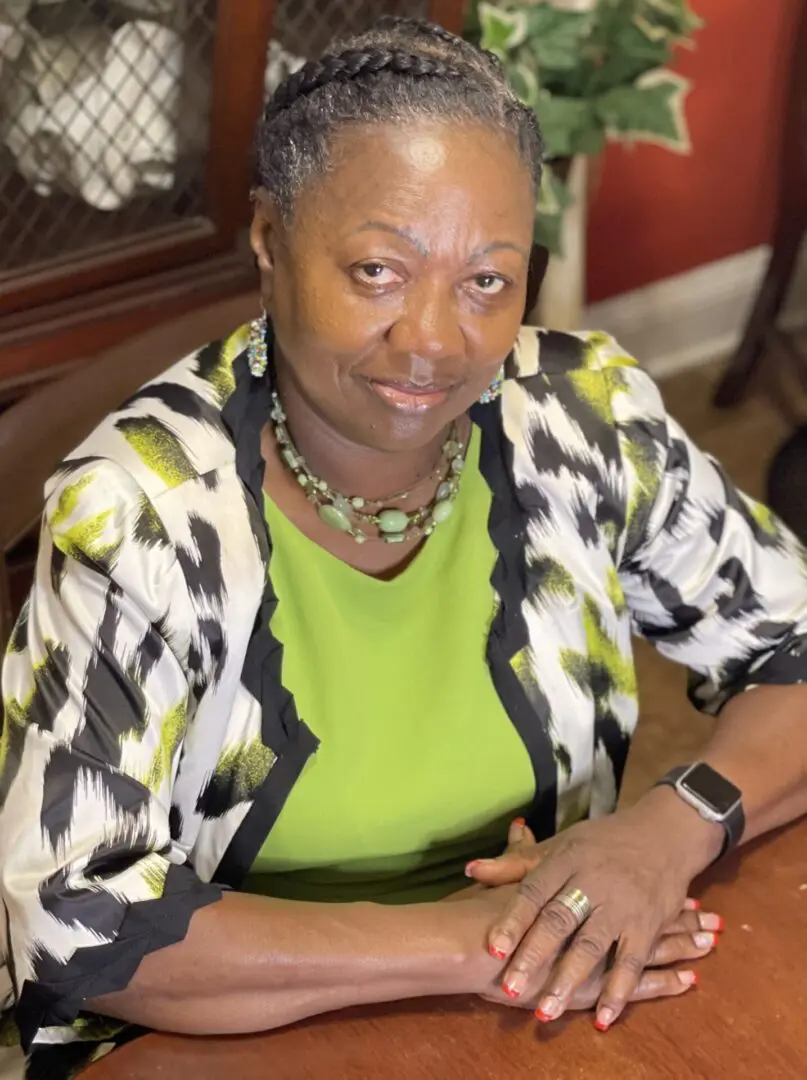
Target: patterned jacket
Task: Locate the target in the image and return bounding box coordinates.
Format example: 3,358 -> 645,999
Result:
3,323 -> 807,1076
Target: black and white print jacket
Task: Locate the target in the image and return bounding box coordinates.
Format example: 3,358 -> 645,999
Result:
2,322 -> 807,1075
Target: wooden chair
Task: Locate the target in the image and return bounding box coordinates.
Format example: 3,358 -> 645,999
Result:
0,244 -> 549,650
0,294 -> 257,648
713,0 -> 807,407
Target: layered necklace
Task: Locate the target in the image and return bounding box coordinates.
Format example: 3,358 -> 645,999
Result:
270,391 -> 467,545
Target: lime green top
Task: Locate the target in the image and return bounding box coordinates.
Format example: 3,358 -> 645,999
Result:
246,428 -> 535,904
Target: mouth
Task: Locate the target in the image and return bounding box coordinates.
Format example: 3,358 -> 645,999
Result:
366,378 -> 453,413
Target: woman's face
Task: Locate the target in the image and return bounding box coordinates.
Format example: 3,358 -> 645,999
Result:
250,120 -> 535,452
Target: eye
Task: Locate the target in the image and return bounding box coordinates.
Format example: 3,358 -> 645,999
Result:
353,262 -> 401,287
471,273 -> 508,296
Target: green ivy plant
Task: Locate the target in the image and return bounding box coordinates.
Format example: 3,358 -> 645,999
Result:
467,0 -> 702,253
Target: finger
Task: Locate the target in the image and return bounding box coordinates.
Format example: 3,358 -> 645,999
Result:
683,897 -> 701,912
594,932 -> 653,1031
629,968 -> 698,1003
507,817 -> 527,845
520,822 -> 537,845
487,860 -> 572,960
531,912 -> 614,1021
648,930 -> 716,967
498,880 -> 590,998
466,852 -> 537,887
466,820 -> 540,886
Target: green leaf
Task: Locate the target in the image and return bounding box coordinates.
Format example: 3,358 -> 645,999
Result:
538,163 -> 575,216
533,211 -> 563,258
639,0 -> 703,41
477,2 -> 528,59
595,69 -> 692,151
509,59 -> 540,110
576,22 -> 670,95
535,164 -> 575,256
535,90 -> 604,158
521,5 -> 592,72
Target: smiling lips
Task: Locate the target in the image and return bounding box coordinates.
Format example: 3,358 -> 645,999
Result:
367,378 -> 453,412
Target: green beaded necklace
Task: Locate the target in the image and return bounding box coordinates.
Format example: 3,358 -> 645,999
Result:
270,391 -> 467,545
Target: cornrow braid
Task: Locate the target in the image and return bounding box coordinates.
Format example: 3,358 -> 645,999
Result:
371,15 -> 506,76
264,48 -> 465,122
254,17 -> 543,221
371,15 -> 464,50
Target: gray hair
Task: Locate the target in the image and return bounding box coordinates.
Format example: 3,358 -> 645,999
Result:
254,16 -> 543,220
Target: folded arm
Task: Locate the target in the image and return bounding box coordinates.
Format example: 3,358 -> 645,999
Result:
616,378 -> 807,868
88,890 -> 500,1033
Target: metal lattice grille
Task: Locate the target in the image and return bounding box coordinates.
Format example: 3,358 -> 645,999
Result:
0,0 -> 216,274
272,0 -> 429,62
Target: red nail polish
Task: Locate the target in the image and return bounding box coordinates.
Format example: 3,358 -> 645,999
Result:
715,916 -> 725,932
691,972 -> 700,987
691,899 -> 701,911
594,1019 -> 609,1032
512,817 -> 526,827
534,1008 -> 552,1022
489,945 -> 507,960
504,985 -> 521,999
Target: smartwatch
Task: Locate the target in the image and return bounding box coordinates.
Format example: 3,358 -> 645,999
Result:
655,763 -> 744,858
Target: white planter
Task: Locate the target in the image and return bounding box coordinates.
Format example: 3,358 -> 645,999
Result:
534,154 -> 589,331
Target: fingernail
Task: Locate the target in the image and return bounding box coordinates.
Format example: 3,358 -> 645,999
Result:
699,913 -> 725,932
488,934 -> 510,959
504,973 -> 526,999
694,932 -> 716,949
677,970 -> 699,988
465,858 -> 496,878
512,817 -> 526,828
535,995 -> 561,1021
684,898 -> 701,911
594,1007 -> 615,1032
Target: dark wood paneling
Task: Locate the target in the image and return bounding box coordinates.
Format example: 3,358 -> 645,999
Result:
206,0 -> 277,236
0,250 -> 256,394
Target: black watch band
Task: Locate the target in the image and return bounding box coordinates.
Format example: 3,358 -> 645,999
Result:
655,763 -> 745,859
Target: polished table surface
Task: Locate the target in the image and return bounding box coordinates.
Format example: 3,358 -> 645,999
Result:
86,822 -> 807,1079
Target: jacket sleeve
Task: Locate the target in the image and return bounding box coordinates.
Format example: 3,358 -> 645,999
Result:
609,352 -> 807,715
0,459 -> 222,1050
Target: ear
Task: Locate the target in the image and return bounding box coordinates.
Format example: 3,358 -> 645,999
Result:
249,189 -> 281,303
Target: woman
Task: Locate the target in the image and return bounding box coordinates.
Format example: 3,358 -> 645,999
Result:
2,16 -> 807,1076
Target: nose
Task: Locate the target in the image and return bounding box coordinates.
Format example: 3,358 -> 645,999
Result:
387,280 -> 464,364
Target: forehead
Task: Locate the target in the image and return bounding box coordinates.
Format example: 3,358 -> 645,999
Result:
295,120 -> 534,242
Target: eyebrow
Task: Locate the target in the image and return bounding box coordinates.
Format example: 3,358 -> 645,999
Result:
354,221 -> 528,261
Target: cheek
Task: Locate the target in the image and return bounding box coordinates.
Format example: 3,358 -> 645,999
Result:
464,304 -> 524,369
280,258 -> 391,357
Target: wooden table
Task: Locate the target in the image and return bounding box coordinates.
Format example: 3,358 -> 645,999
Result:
86,822 -> 807,1080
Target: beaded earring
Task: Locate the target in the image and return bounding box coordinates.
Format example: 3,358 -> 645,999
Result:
247,311 -> 269,378
478,365 -> 504,404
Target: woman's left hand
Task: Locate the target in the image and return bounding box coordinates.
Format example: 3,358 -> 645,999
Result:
467,795 -> 721,1031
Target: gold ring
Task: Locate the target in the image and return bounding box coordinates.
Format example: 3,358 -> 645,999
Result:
555,887 -> 592,925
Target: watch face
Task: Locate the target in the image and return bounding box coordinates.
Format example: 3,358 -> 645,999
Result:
681,763 -> 741,815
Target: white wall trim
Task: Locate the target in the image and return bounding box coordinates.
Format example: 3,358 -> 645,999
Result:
582,242 -> 807,379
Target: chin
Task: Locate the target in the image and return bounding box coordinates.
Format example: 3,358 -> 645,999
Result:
369,404 -> 469,453
348,380 -> 471,451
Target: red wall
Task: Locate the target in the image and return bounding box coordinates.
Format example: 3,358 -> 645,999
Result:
586,0 -> 802,303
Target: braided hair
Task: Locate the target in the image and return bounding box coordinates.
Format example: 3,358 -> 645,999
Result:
255,16 -> 543,221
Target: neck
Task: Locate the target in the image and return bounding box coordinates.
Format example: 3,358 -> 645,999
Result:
273,368 -> 452,502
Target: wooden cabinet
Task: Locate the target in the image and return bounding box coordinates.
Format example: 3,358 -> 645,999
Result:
0,0 -> 466,396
